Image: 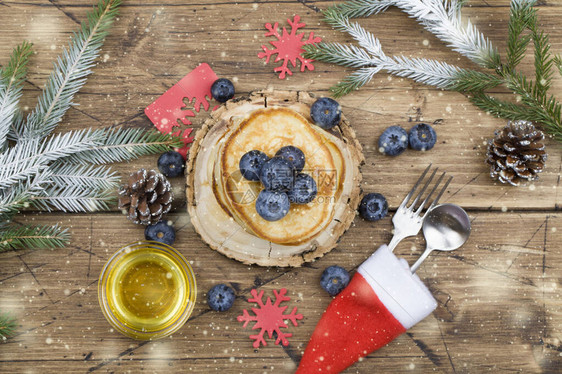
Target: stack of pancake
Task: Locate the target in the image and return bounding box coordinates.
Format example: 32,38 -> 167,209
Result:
187,91 -> 364,267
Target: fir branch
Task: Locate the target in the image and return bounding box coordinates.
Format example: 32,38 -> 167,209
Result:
0,311 -> 17,340
303,42 -> 377,68
23,0 -> 121,139
0,41 -> 33,148
506,0 -> 534,70
305,11 -> 495,93
0,224 -> 69,252
31,185 -> 116,213
450,69 -> 504,92
65,127 -> 183,165
331,0 -> 394,18
332,67 -> 384,97
0,172 -> 51,219
0,129 -> 103,189
337,0 -> 500,68
470,92 -> 541,122
530,28 -> 553,98
48,162 -> 119,191
323,7 -> 386,60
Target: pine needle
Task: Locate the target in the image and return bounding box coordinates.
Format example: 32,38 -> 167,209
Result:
23,0 -> 121,139
0,311 -> 17,340
0,224 -> 69,252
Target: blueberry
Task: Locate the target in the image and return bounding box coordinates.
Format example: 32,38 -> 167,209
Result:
320,266 -> 350,296
144,221 -> 176,245
358,193 -> 388,222
310,97 -> 341,130
409,123 -> 437,151
239,150 -> 270,181
378,126 -> 408,156
288,173 -> 317,204
255,190 -> 290,221
211,78 -> 235,103
207,284 -> 235,312
157,151 -> 185,178
259,157 -> 295,192
275,146 -> 305,172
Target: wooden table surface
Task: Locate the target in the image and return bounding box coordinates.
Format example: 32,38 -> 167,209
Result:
1,1 -> 561,373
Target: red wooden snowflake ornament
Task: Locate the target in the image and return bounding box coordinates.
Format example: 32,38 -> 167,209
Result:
144,63 -> 219,159
258,15 -> 322,79
237,288 -> 303,348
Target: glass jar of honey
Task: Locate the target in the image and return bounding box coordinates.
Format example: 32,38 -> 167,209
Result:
98,241 -> 196,340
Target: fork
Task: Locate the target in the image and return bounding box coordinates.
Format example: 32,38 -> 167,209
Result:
387,164 -> 453,252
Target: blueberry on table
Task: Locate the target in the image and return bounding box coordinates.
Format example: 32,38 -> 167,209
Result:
207,284 -> 236,312
275,145 -> 305,172
358,193 -> 388,222
144,221 -> 176,245
240,150 -> 270,181
288,173 -> 317,204
409,123 -> 437,151
310,97 -> 341,130
157,151 -> 185,178
211,78 -> 235,103
320,266 -> 350,296
259,157 -> 295,192
378,126 -> 408,156
255,190 -> 290,221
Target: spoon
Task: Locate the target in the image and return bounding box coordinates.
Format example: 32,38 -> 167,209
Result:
410,203 -> 471,273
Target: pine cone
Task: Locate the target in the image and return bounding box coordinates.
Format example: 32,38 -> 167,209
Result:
118,169 -> 173,225
486,120 -> 547,186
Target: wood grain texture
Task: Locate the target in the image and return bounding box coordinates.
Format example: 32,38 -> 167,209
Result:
0,0 -> 561,373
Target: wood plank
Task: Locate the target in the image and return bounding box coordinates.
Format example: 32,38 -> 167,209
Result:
1,1 -> 562,373
0,212 -> 560,372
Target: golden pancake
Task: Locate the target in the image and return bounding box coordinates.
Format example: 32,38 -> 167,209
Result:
218,108 -> 340,244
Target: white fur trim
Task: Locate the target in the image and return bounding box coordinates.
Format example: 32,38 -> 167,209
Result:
358,245 -> 437,329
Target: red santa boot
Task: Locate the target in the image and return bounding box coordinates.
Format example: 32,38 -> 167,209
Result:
297,245 -> 437,373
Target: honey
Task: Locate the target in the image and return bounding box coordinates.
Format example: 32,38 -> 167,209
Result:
99,241 -> 196,340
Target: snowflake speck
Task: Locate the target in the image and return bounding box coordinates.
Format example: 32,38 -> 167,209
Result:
258,15 -> 321,79
237,288 -> 303,348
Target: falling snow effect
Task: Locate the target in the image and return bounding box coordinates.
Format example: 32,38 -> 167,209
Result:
258,15 -> 321,79
237,288 -> 303,348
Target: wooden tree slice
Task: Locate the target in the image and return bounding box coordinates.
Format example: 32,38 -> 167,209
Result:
186,90 -> 364,267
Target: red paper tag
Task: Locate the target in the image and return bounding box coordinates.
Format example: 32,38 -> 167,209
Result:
144,63 -> 219,159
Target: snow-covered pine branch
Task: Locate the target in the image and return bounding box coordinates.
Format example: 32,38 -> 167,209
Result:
48,162 -> 120,191
0,129 -> 104,189
65,127 -> 183,165
31,184 -> 115,213
332,0 -> 501,69
23,0 -> 121,140
308,9 -> 467,96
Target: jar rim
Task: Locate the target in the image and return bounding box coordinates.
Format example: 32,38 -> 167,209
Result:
98,241 -> 197,340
